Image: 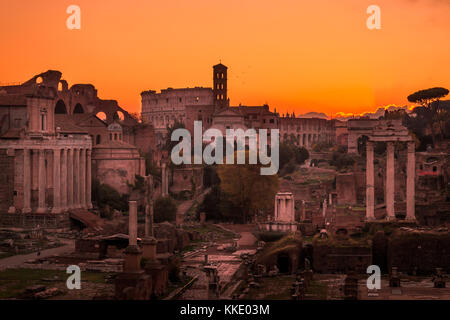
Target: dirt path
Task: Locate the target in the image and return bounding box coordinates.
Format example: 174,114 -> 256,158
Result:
0,239 -> 75,271
176,188 -> 211,225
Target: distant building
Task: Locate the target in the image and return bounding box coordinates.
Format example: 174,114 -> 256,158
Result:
140,64 -> 336,149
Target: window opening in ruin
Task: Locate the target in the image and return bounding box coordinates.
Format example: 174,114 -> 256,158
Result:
41,114 -> 46,131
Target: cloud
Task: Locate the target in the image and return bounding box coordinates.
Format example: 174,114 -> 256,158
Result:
334,104 -> 412,120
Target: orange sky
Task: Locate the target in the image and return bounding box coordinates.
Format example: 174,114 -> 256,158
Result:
1,0 -> 449,116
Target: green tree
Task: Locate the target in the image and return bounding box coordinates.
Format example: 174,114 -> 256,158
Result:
163,120 -> 186,152
154,196 -> 177,223
91,178 -> 128,212
279,142 -> 295,171
330,146 -> 356,171
294,146 -> 309,165
407,87 -> 449,146
217,151 -> 279,223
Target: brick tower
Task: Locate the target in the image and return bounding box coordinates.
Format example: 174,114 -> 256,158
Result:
213,63 -> 228,109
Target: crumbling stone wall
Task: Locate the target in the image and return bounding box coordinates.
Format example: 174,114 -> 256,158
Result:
0,213 -> 70,229
153,222 -> 191,254
336,173 -> 357,205
170,165 -> 204,196
313,244 -> 372,273
387,230 -> 450,274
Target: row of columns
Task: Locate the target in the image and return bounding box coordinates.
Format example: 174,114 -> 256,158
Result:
274,192 -> 295,222
365,141 -> 415,221
22,147 -> 92,214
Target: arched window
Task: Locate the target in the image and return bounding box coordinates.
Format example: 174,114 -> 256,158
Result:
96,112 -> 107,121
113,111 -> 125,121
73,103 -> 84,114
55,100 -> 67,114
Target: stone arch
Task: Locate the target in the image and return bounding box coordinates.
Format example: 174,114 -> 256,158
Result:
96,112 -> 107,121
113,111 -> 125,121
277,253 -> 291,274
54,100 -> 67,114
73,103 -> 84,114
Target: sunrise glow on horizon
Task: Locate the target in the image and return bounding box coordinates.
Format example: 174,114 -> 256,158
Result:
1,0 -> 449,116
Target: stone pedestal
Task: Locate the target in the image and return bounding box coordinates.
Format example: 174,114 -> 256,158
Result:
142,237 -> 158,261
115,271 -> 152,300
144,261 -> 168,297
123,245 -> 143,273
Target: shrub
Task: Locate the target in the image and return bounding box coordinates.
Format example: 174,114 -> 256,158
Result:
154,196 -> 177,223
294,146 -> 309,164
92,179 -> 128,212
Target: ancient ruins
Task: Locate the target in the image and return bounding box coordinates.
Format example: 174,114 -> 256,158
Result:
0,64 -> 449,301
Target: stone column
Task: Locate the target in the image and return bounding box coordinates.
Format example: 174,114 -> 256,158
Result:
51,149 -> 61,213
61,149 -> 67,211
37,149 -> 46,213
73,148 -> 80,208
386,142 -> 395,220
365,141 -> 375,220
322,199 -> 327,217
290,197 -> 295,222
80,149 -> 86,209
122,200 -> 143,274
23,149 -> 31,213
280,197 -> 286,221
302,200 -> 306,222
67,149 -> 74,209
274,196 -> 278,220
129,201 -> 138,247
86,149 -> 92,209
406,141 -> 416,221
145,175 -> 154,237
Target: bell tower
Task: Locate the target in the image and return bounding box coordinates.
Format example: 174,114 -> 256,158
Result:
213,63 -> 228,109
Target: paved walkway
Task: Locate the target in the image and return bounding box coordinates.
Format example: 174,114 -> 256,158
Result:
0,240 -> 75,271
237,232 -> 257,247
176,188 -> 211,225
